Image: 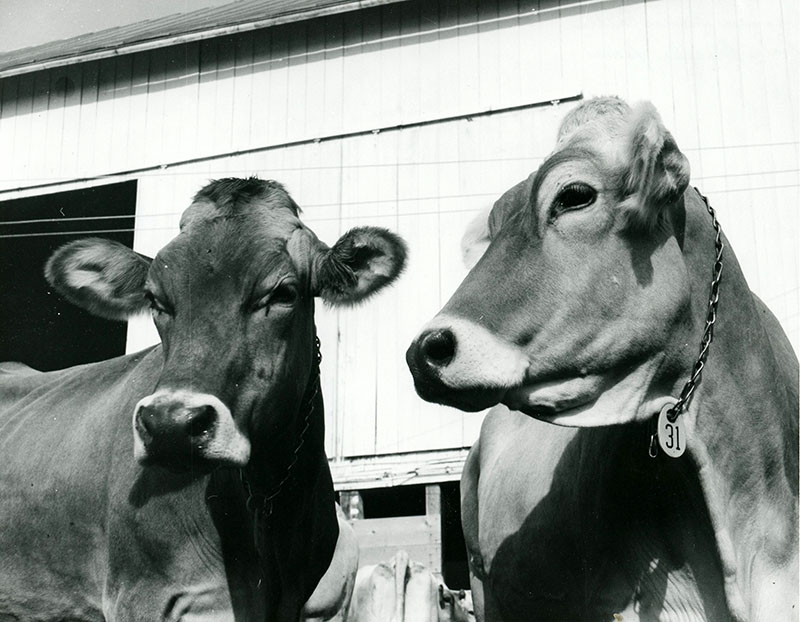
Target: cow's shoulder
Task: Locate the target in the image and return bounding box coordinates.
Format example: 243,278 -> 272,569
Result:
0,361 -> 40,375
751,293 -> 799,387
0,346 -> 162,467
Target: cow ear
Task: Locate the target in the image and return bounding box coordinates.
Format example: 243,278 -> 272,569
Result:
462,174 -> 534,269
314,227 -> 407,305
45,238 -> 152,320
619,102 -> 690,230
461,209 -> 491,269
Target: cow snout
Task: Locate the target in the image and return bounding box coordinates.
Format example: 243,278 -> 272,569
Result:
133,390 -> 250,468
406,326 -> 460,404
407,315 -> 530,410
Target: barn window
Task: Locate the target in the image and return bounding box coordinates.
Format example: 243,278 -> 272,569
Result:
0,181 -> 137,371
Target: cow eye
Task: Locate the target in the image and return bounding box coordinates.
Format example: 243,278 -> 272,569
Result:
145,291 -> 171,316
553,182 -> 596,213
269,282 -> 297,307
254,282 -> 298,314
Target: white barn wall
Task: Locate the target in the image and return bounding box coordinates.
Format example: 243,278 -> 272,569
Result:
2,0 -> 798,462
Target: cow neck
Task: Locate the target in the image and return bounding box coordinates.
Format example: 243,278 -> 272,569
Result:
240,334 -> 323,528
662,188 -> 798,621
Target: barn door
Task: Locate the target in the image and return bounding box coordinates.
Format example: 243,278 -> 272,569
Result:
0,181 -> 137,371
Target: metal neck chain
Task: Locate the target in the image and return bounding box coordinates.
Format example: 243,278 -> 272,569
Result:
666,189 -> 724,423
648,188 -> 723,458
240,335 -> 322,524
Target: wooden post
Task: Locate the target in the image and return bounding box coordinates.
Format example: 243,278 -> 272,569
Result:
425,484 -> 442,578
339,490 -> 363,521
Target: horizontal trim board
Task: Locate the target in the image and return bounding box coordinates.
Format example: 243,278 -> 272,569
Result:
330,448 -> 470,490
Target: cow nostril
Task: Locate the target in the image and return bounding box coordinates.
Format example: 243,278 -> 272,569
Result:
136,406 -> 156,442
421,328 -> 456,366
186,405 -> 217,437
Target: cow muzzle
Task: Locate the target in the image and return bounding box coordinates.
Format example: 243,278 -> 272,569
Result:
133,390 -> 250,469
406,315 -> 529,411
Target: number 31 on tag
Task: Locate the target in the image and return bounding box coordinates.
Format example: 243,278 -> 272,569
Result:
658,402 -> 686,458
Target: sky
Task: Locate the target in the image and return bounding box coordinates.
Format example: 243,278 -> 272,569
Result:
0,0 -> 237,52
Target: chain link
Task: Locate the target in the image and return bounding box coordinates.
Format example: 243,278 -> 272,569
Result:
666,189 -> 724,423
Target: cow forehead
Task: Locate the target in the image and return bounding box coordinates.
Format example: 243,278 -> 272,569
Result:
151,207 -> 315,292
180,200 -> 301,238
179,177 -> 303,237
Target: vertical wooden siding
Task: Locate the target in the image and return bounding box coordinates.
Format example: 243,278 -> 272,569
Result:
1,0 -> 797,458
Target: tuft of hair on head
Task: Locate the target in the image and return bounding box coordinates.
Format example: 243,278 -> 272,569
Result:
191,177 -> 301,215
315,227 -> 408,306
44,238 -> 152,320
617,101 -> 690,232
556,96 -> 632,144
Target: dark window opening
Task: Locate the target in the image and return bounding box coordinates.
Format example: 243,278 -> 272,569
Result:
0,181 -> 137,371
441,481 -> 469,589
360,485 -> 426,518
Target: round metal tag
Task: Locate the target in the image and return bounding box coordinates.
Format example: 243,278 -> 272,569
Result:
657,402 -> 686,458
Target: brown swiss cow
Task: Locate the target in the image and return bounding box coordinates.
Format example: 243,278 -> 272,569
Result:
407,98 -> 798,621
0,177 -> 406,621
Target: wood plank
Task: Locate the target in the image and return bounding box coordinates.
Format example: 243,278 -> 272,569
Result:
143,50 -> 168,167
642,0 -> 675,118
212,36 -> 237,156
75,62 -> 100,180
476,0 -> 500,111
321,13 -> 345,137
249,29 -> 271,146
663,0 -> 701,153
264,25 -> 290,146
167,43 -> 202,167
28,70 -> 50,185
396,0 -> 421,122
0,77 -> 19,188
123,53 -> 150,174
426,484 -> 441,519
92,58 -> 118,176
231,32 -> 255,152
621,0 -> 649,101
194,39 -> 219,159
286,21 -> 309,140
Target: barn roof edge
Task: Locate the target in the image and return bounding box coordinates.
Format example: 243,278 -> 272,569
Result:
0,0 -> 407,79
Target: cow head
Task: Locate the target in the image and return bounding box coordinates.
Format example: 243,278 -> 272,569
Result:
46,178 -> 406,470
407,98 -> 696,426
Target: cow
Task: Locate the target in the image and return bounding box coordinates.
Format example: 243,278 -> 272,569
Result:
347,550 -> 473,622
406,98 -> 798,621
301,506 -> 360,622
0,177 -> 406,621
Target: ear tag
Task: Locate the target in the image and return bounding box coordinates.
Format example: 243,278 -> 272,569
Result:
657,402 -> 686,458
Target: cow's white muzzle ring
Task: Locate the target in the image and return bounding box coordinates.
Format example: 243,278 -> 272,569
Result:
650,188 -> 724,458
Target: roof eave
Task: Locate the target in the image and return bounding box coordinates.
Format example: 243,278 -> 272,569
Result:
0,0 -> 393,80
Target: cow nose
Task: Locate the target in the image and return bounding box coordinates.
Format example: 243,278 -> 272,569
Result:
417,328 -> 456,368
137,403 -> 217,438
134,399 -> 219,462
